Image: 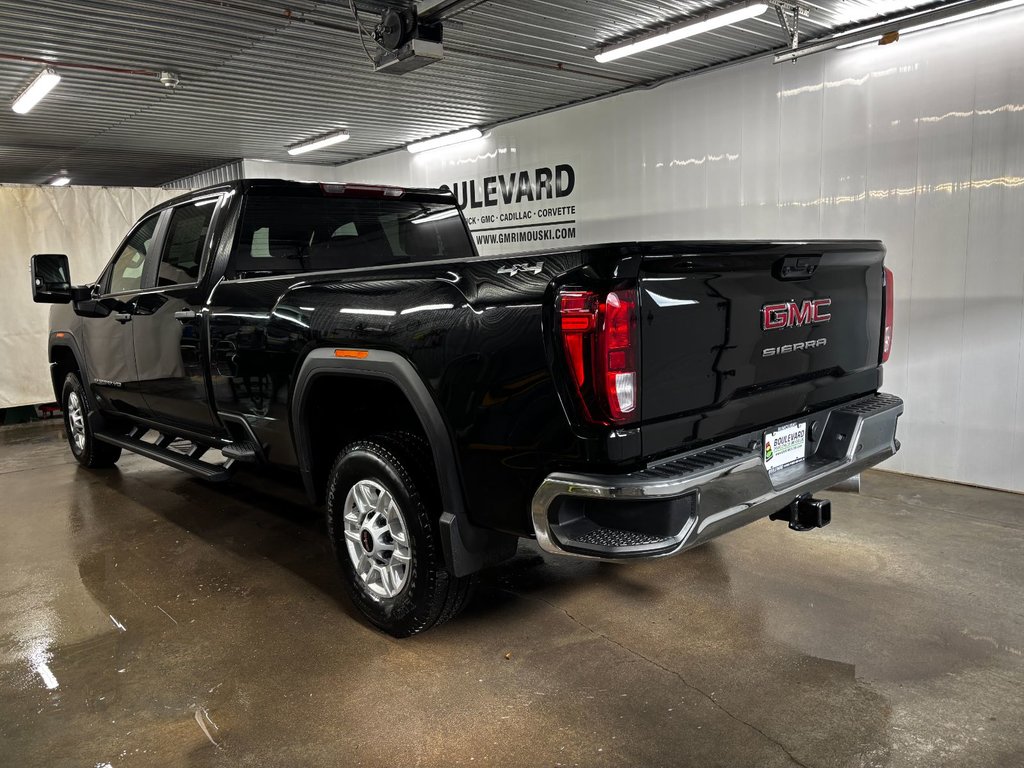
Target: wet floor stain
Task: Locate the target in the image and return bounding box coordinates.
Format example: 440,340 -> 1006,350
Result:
1,422 -> 1022,767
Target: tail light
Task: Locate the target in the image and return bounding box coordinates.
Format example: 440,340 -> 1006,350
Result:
559,288 -> 639,426
881,266 -> 894,363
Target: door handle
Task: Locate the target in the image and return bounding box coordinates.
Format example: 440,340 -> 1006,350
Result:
174,309 -> 198,321
113,312 -> 132,324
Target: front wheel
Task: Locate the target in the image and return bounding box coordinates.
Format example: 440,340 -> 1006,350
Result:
62,372 -> 121,468
326,434 -> 473,637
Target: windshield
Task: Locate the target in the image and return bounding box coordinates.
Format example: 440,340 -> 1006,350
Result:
229,193 -> 472,277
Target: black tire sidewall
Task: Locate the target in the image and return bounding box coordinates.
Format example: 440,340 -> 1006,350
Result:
326,441 -> 445,635
61,373 -> 90,461
61,372 -> 120,467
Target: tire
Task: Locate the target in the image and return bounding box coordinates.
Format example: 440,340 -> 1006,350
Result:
325,432 -> 474,637
62,372 -> 121,468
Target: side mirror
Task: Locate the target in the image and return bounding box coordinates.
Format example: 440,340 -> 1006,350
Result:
31,254 -> 72,304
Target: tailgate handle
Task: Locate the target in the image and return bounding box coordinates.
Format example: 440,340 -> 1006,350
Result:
774,256 -> 821,281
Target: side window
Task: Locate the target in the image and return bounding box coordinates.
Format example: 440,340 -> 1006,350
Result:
157,200 -> 217,286
108,215 -> 160,294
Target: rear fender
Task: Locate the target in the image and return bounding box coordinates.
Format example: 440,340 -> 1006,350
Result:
291,348 -> 516,577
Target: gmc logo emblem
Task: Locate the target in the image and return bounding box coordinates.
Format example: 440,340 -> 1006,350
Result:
762,299 -> 832,330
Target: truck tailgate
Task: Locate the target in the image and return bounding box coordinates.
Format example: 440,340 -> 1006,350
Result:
638,242 -> 885,457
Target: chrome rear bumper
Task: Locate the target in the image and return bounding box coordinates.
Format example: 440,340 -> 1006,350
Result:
531,393 -> 903,560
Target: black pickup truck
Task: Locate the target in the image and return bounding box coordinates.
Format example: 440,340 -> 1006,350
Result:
31,179 -> 902,636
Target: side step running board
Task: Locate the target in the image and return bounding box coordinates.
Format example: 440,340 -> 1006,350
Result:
95,430 -> 235,482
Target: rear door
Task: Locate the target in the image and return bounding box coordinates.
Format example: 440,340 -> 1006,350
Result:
637,242 -> 885,455
132,195 -> 224,433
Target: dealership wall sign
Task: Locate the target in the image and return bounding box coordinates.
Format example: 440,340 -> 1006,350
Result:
443,163 -> 578,248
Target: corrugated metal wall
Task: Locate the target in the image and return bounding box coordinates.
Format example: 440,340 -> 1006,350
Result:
338,8 -> 1024,494
162,161 -> 245,190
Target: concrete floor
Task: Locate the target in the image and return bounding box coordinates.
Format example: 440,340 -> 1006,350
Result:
1,423 -> 1022,768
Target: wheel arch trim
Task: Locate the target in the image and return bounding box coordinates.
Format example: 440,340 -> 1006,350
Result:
48,332 -> 97,409
291,348 -> 463,512
290,347 -> 516,577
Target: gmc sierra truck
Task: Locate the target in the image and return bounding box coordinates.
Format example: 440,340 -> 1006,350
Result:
31,179 -> 903,637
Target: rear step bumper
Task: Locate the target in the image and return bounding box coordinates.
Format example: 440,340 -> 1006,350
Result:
531,392 -> 903,560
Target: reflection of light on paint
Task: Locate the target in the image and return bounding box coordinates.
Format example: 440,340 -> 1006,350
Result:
411,209 -> 459,225
401,303 -> 455,315
271,309 -> 309,328
339,308 -> 396,317
218,312 -> 270,321
36,662 -> 59,689
645,291 -> 698,308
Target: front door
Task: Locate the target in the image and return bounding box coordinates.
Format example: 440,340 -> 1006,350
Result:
80,213 -> 162,417
131,197 -> 222,434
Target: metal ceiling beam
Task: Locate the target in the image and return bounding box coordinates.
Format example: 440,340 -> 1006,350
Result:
774,0 -> 1013,63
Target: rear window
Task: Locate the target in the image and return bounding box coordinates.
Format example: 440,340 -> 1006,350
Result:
229,194 -> 472,277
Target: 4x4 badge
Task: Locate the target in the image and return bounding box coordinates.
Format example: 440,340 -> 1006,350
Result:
498,262 -> 543,277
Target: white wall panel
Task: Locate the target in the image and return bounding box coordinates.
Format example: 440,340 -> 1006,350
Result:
819,52 -> 869,239
960,20 -> 1024,491
338,7 -> 1024,493
738,58 -> 782,236
778,54 -> 825,238
859,48 -> 922,473
703,67 -> 744,239
905,29 -> 976,483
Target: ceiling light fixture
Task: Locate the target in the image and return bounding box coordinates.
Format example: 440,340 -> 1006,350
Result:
778,0 -> 1024,62
49,176 -> 71,187
11,67 -> 61,114
407,127 -> 484,153
902,0 -> 1024,33
595,2 -> 769,63
287,129 -> 350,156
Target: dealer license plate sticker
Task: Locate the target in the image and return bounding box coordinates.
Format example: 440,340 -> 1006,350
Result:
764,422 -> 807,473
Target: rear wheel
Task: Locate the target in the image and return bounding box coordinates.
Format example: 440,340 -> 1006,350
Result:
325,433 -> 473,637
62,372 -> 121,468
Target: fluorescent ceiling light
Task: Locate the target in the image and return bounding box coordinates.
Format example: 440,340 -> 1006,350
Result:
407,128 -> 483,153
902,0 -> 1024,33
49,176 -> 71,187
12,67 -> 61,114
287,129 -> 350,155
595,2 -> 769,63
796,0 -> 1024,61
